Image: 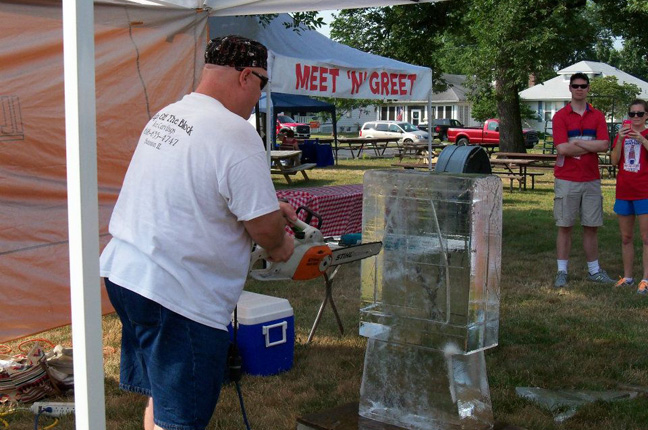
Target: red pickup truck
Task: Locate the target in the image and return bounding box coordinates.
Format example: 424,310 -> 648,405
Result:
447,118 -> 539,149
276,114 -> 311,139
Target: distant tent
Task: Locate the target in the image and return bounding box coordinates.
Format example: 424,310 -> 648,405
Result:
256,92 -> 339,159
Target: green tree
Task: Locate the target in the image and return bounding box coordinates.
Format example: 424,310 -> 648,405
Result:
588,75 -> 641,121
450,0 -> 601,152
329,1 -> 602,152
590,1 -> 648,81
329,3 -> 461,93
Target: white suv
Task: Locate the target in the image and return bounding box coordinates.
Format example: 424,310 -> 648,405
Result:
360,121 -> 429,143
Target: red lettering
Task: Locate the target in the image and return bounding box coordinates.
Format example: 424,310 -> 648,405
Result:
390,73 -> 399,95
329,68 -> 339,93
319,67 -> 328,91
380,72 -> 390,95
398,74 -> 407,95
309,66 -> 319,91
351,71 -> 366,95
369,72 -> 380,94
295,63 -> 310,90
407,74 -> 416,95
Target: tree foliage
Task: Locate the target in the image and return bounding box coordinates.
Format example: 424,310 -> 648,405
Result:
328,1 -> 606,151
588,75 -> 641,121
329,3 -> 461,93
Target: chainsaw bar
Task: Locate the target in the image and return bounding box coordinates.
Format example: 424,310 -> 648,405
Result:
329,241 -> 382,267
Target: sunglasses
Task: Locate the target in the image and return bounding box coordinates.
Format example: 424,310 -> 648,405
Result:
570,84 -> 589,89
235,67 -> 269,91
628,111 -> 646,118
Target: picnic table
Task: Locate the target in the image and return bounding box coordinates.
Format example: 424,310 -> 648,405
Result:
396,142 -> 446,162
336,137 -> 399,159
490,158 -> 542,191
270,150 -> 316,184
275,184 -> 364,342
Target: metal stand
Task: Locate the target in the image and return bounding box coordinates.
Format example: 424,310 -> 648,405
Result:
307,266 -> 343,343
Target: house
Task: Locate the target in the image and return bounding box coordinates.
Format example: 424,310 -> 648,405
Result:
330,74 -> 479,133
519,61 -> 648,133
376,74 -> 480,127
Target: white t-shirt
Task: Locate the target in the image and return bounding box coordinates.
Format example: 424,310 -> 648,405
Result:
100,92 -> 279,331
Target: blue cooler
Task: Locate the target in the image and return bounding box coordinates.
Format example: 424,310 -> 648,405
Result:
229,291 -> 294,376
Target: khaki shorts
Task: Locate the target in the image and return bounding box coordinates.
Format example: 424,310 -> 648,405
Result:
553,178 -> 603,227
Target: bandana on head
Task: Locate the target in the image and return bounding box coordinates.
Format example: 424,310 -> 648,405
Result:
205,35 -> 268,70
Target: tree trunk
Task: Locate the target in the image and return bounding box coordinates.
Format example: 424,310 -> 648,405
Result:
496,76 -> 526,153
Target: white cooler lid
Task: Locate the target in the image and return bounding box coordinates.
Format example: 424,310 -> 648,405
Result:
234,291 -> 293,325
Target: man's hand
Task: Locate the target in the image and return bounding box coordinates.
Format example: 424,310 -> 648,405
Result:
244,207 -> 295,263
266,233 -> 294,262
279,201 -> 298,224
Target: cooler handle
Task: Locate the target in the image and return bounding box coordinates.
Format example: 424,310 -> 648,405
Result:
262,321 -> 287,347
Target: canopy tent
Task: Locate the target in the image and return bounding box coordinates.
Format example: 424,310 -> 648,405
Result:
256,92 -> 339,151
210,13 -> 433,101
209,13 -> 433,162
2,0 -> 440,428
101,0 -> 440,14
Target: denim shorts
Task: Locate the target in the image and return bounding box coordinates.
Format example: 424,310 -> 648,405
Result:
104,278 -> 230,430
614,198 -> 648,216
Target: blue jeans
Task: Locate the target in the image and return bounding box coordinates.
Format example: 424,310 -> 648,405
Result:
104,278 -> 230,430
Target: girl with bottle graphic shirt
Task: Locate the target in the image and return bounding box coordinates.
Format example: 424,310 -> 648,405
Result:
611,99 -> 648,293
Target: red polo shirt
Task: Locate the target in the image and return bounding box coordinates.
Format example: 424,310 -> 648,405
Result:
552,103 -> 608,182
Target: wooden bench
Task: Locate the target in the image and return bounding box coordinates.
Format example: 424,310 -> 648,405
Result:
271,163 -> 317,184
599,163 -> 617,178
526,172 -> 544,189
497,174 -> 524,192
391,162 -> 435,170
492,169 -> 544,190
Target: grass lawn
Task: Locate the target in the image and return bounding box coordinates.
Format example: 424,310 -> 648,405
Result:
4,151 -> 648,429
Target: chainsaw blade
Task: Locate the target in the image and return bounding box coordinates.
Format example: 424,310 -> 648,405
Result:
329,241 -> 382,267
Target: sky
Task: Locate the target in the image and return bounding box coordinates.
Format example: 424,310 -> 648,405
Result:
316,10 -> 337,38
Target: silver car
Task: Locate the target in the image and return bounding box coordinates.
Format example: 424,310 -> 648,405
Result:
360,121 -> 429,143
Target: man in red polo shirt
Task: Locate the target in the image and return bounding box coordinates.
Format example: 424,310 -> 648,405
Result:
552,72 -> 613,288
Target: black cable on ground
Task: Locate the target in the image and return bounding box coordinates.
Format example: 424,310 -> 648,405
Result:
235,381 -> 251,430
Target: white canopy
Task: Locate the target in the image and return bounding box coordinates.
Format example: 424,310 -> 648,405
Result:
16,1 -> 441,429
209,14 -> 433,100
100,0 -> 440,15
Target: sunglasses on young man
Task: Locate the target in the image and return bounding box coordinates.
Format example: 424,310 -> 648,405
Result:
628,111 -> 646,118
235,67 -> 269,91
570,84 -> 589,89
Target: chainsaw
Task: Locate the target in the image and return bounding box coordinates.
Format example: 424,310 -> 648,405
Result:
249,206 -> 382,282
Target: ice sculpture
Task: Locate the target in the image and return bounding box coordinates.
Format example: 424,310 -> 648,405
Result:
359,170 -> 502,430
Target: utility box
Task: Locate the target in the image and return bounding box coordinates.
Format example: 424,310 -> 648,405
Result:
229,291 -> 295,376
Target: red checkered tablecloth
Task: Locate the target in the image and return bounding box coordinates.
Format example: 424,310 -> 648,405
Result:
276,184 -> 363,237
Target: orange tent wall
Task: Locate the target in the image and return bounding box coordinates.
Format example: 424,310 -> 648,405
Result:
0,0 -> 207,342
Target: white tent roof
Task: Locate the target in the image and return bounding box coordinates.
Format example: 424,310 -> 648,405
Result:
209,14 -> 432,100
99,0 -> 441,14
55,1 -> 442,429
520,60 -> 648,101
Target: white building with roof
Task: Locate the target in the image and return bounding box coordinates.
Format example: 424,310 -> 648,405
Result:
519,60 -> 648,132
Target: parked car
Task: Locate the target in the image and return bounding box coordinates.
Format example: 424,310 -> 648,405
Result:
359,121 -> 429,143
447,118 -> 539,149
276,114 -> 310,139
417,118 -> 463,141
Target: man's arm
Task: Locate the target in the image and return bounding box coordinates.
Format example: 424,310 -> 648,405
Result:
573,138 -> 610,154
244,209 -> 294,262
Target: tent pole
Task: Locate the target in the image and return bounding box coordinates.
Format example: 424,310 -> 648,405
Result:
427,72 -> 434,171
332,107 -> 338,164
62,1 -> 106,429
265,86 -> 272,166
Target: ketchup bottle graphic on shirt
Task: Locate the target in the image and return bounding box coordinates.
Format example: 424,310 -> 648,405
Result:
629,142 -> 636,165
